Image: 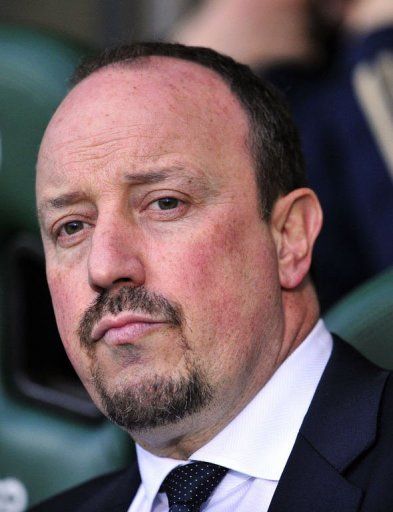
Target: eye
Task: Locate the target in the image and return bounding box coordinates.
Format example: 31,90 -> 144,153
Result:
54,219 -> 91,248
155,197 -> 180,210
61,220 -> 84,235
144,194 -> 188,220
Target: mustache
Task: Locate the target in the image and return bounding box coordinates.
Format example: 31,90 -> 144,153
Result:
77,286 -> 183,349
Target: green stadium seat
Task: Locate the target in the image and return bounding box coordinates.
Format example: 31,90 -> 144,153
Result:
0,24 -> 88,236
324,265 -> 393,369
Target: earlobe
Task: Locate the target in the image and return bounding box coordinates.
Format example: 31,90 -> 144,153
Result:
270,188 -> 323,290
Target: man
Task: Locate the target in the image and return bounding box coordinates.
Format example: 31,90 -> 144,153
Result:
32,43 -> 393,511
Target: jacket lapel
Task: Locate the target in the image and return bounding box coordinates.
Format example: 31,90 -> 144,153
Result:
269,336 -> 389,512
268,434 -> 362,511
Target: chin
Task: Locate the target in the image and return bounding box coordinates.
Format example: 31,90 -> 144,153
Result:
89,361 -> 214,432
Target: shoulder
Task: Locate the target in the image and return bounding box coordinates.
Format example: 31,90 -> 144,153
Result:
272,336 -> 393,510
29,465 -> 140,512
300,335 -> 393,460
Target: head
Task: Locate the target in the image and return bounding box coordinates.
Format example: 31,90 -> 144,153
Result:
37,43 -> 322,457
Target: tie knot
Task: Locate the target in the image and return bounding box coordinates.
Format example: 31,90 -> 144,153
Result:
160,461 -> 228,511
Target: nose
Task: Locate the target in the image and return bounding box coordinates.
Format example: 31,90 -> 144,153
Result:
87,215 -> 146,292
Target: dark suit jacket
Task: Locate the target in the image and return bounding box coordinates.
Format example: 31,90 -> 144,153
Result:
30,336 -> 393,511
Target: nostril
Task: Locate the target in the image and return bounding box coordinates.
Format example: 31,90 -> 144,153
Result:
90,283 -> 105,295
113,277 -> 132,285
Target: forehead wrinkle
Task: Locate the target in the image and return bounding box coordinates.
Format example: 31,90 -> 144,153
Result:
49,125 -> 159,151
42,126 -> 165,166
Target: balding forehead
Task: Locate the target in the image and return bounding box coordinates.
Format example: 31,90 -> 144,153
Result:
37,55 -> 253,186
40,56 -> 251,157
72,58 -> 237,117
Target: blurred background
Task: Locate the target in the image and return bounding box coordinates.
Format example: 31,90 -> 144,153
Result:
0,0 -> 392,510
0,0 -> 194,46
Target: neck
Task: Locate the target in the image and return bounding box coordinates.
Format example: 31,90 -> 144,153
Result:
276,278 -> 320,366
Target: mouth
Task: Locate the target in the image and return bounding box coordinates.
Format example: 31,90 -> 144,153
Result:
91,312 -> 170,346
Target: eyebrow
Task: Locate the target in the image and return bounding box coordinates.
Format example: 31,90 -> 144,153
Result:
122,165 -> 208,185
123,170 -> 174,184
37,191 -> 87,225
123,167 -> 216,197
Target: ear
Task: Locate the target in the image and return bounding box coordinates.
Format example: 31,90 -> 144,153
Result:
270,188 -> 323,290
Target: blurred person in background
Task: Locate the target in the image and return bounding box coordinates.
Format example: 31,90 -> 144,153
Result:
173,0 -> 393,310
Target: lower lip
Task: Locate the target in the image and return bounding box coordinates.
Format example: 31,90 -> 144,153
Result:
102,322 -> 168,346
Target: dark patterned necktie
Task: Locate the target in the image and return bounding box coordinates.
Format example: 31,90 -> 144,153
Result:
160,461 -> 229,511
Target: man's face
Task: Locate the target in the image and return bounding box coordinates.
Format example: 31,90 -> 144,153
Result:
37,59 -> 284,440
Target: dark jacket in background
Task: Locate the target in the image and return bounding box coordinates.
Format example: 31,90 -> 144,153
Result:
263,27 -> 393,311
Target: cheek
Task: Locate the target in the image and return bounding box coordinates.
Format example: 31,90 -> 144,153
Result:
163,215 -> 282,385
161,214 -> 279,334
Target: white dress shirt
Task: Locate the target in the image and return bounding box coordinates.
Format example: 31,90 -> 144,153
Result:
128,319 -> 333,512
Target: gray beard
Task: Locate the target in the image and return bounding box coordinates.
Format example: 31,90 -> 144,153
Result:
78,285 -> 213,431
91,363 -> 213,432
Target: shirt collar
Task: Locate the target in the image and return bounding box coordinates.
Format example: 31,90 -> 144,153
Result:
136,446 -> 186,506
136,319 -> 333,506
